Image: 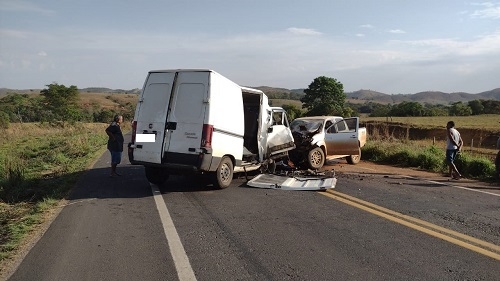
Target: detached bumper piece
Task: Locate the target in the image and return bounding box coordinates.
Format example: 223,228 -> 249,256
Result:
247,170 -> 337,191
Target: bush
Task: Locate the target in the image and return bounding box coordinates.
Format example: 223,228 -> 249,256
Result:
363,140 -> 496,179
0,111 -> 9,129
388,149 -> 417,166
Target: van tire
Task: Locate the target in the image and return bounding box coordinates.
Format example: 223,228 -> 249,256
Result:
307,147 -> 325,170
145,166 -> 169,185
346,148 -> 361,165
213,156 -> 233,189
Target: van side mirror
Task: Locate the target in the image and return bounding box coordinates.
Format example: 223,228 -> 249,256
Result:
267,127 -> 273,133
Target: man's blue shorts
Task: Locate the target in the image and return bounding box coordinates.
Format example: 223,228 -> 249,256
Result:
446,149 -> 458,163
110,150 -> 122,165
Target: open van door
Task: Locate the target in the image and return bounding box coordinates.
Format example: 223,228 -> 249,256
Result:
266,108 -> 295,156
133,72 -> 176,164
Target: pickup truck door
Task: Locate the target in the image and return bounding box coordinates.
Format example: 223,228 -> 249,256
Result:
325,117 -> 360,156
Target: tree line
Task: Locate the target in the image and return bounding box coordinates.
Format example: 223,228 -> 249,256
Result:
2,80 -> 499,129
0,83 -> 135,128
275,76 -> 500,119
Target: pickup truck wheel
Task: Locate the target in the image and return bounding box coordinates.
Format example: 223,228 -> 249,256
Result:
307,147 -> 325,170
213,156 -> 233,189
145,166 -> 169,185
346,148 -> 361,165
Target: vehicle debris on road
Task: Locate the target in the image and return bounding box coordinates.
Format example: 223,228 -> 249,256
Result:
246,161 -> 337,191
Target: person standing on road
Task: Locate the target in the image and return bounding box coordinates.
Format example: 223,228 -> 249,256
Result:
105,115 -> 124,177
446,121 -> 463,179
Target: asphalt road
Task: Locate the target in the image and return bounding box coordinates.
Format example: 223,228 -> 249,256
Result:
6,151 -> 500,280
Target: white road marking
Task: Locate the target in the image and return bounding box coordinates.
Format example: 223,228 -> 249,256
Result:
406,176 -> 500,197
341,171 -> 500,197
150,184 -> 197,281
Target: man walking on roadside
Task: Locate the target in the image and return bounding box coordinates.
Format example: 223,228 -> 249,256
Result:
446,121 -> 463,180
105,115 -> 124,177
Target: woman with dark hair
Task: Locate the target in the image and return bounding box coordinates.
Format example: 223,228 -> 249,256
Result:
105,115 -> 124,177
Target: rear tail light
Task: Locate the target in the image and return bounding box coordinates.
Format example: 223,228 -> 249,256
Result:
201,124 -> 213,149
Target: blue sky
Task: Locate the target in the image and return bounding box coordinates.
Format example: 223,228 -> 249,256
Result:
1,0 -> 499,94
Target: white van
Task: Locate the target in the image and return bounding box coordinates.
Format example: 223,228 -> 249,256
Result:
128,69 -> 295,188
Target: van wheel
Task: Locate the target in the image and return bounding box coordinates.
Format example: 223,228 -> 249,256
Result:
346,148 -> 361,165
145,166 -> 169,185
213,156 -> 233,189
308,147 -> 325,170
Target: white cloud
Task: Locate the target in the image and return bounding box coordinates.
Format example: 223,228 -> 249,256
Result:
0,0 -> 55,15
360,24 -> 374,29
393,30 -> 500,56
38,51 -> 47,57
0,28 -> 29,39
356,33 -> 365,37
470,2 -> 500,19
389,29 -> 406,34
286,27 -> 322,36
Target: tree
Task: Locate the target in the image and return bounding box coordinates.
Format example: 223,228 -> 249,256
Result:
40,83 -> 80,121
389,101 -> 424,117
282,104 -> 303,121
468,100 -> 484,115
449,102 -> 472,116
301,76 -> 346,116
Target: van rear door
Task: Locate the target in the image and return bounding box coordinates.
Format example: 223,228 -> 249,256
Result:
134,72 -> 175,164
163,71 -> 208,163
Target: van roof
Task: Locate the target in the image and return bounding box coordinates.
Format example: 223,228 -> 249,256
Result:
148,69 -> 263,95
148,69 -> 214,73
241,86 -> 264,95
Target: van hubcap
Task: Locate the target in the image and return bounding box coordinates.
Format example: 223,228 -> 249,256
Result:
220,163 -> 231,181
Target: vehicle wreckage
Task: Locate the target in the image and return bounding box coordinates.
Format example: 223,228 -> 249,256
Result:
246,160 -> 337,191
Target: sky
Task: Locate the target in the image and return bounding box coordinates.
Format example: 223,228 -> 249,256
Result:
1,0 -> 499,94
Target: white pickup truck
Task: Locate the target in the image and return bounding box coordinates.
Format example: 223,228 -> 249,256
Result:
288,116 -> 367,169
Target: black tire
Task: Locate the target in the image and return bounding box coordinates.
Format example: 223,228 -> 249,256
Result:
213,156 -> 233,189
307,147 -> 325,170
346,148 -> 361,165
145,166 -> 169,185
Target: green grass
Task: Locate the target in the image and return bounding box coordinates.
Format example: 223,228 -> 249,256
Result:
0,122 -> 109,265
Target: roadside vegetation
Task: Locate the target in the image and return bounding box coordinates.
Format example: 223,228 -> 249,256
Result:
0,83 -> 134,268
0,123 -> 113,263
362,139 -> 497,180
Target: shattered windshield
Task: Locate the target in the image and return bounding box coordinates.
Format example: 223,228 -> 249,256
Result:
290,119 -> 323,133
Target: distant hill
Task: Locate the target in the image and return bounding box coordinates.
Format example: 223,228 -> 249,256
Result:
1,86 -> 499,105
346,88 -> 500,105
0,87 -> 141,97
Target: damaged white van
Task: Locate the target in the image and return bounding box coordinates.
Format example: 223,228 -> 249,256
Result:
128,69 -> 295,188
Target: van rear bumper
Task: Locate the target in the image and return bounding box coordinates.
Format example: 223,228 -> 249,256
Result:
131,160 -> 200,172
129,152 -> 216,173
